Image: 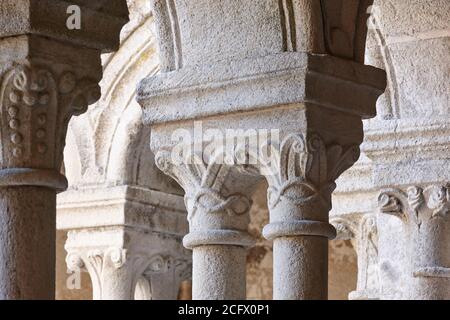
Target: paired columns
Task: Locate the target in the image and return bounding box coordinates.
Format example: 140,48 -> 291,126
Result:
0,0 -> 128,299
138,0 -> 385,300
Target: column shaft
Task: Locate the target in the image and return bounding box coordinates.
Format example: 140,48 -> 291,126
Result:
273,237 -> 328,300
0,187 -> 55,299
192,245 -> 247,300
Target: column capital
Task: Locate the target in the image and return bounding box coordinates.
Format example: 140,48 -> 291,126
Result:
59,184 -> 190,300
0,1 -> 129,192
155,150 -> 256,249
332,213 -> 380,300
378,184 -> 450,298
262,133 -> 360,241
65,226 -> 190,300
379,184 -> 450,228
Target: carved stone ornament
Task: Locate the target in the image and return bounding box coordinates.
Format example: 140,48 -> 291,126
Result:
0,65 -> 100,170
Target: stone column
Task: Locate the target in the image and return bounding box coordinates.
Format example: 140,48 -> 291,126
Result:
154,152 -> 257,300
58,186 -> 190,300
378,186 -> 450,300
0,0 -> 128,299
138,0 -> 385,300
362,0 -> 450,300
332,214 -> 380,300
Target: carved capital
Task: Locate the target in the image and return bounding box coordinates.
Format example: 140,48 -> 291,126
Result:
0,1 -> 128,192
263,133 -> 359,226
378,184 -> 450,225
0,65 -> 100,171
378,184 -> 450,279
66,245 -> 176,300
155,150 -> 255,249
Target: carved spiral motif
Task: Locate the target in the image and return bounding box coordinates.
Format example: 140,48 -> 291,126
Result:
108,248 -> 126,268
378,193 -> 402,215
66,252 -> 85,271
266,133 -> 359,211
407,186 -> 424,211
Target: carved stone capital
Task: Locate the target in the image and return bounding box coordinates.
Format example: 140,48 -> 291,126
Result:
66,246 -> 175,300
1,64 -> 100,170
262,133 -> 360,241
64,225 -> 190,300
378,184 -> 450,280
155,150 -> 256,249
0,2 -> 128,191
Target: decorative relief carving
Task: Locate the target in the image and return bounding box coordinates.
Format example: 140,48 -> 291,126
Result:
379,184 -> 450,279
155,151 -> 252,224
0,65 -> 100,169
264,134 -> 360,212
66,247 -> 177,298
66,248 -> 173,275
378,184 -> 450,225
332,214 -> 380,300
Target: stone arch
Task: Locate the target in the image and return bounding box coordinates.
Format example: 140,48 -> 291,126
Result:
63,3 -> 181,194
364,1 -> 401,119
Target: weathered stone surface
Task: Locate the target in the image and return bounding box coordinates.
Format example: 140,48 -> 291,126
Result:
330,0 -> 450,300
138,0 -> 385,301
0,0 -> 128,299
57,2 -> 189,300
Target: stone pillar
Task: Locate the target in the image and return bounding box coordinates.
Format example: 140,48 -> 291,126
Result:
138,0 -> 385,300
332,214 -> 380,300
58,186 -> 190,300
0,0 -> 128,299
154,152 -> 257,300
262,133 -> 363,300
378,186 -> 450,300
362,0 -> 450,300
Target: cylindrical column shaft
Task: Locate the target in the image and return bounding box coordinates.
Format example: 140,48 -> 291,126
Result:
0,187 -> 56,299
273,236 -> 328,300
192,245 -> 247,300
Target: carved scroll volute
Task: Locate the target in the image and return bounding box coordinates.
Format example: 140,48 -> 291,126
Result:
0,65 -> 100,170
